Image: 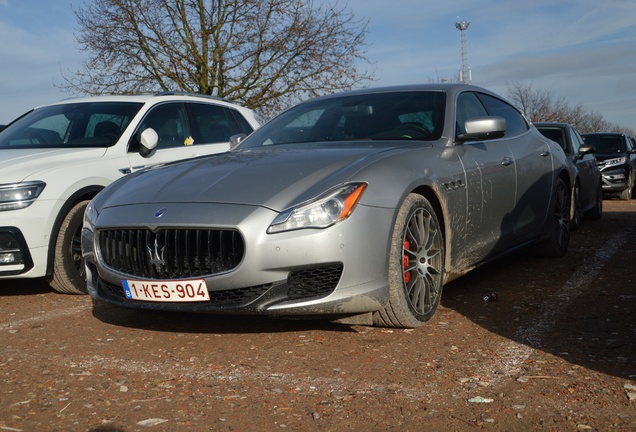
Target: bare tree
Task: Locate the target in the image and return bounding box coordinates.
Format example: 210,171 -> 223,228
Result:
62,0 -> 374,119
507,80 -> 635,135
506,80 -> 568,123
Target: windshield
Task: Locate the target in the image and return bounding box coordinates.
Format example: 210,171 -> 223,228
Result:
0,102 -> 143,149
583,134 -> 626,154
240,91 -> 446,148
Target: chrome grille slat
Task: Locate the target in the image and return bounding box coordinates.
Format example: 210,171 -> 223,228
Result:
97,228 -> 244,279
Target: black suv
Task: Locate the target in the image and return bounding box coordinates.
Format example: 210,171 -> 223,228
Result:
581,133 -> 636,200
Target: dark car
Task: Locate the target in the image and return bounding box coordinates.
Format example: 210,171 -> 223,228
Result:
581,133 -> 636,200
535,122 -> 603,227
83,84 -> 572,328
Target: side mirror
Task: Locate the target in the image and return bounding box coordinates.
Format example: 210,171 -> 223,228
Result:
579,144 -> 596,155
456,116 -> 506,142
229,133 -> 247,150
139,128 -> 158,158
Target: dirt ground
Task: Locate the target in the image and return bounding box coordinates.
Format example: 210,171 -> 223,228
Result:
1,200 -> 635,432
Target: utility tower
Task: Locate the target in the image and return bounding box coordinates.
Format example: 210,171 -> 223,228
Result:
455,17 -> 471,84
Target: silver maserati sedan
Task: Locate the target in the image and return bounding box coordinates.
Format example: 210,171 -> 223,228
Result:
82,84 -> 572,328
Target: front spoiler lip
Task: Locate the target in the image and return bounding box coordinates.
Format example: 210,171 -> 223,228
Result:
92,277 -> 292,314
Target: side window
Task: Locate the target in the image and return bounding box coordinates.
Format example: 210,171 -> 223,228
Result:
139,103 -> 191,150
189,103 -> 233,143
455,92 -> 488,135
569,128 -> 582,154
229,109 -> 256,135
188,103 -> 256,144
476,93 -> 529,137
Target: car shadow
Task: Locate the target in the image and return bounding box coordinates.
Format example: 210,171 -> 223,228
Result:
440,202 -> 636,382
0,277 -> 52,295
91,300 -> 361,334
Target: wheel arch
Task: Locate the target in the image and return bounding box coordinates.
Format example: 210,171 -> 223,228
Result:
570,174 -> 581,221
410,185 -> 446,236
409,185 -> 448,266
45,186 -> 104,276
559,168 -> 573,191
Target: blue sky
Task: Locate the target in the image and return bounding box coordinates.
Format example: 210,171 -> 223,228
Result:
2,0 -> 636,129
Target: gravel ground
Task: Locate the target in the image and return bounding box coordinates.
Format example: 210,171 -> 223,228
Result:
1,200 -> 635,432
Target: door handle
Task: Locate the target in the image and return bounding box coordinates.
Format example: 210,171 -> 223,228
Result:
501,157 -> 513,166
540,148 -> 551,157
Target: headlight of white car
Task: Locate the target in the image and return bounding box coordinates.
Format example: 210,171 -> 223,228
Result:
268,183 -> 367,233
0,181 -> 46,211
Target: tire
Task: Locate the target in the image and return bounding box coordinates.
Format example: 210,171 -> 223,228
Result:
536,177 -> 570,258
584,181 -> 603,220
619,171 -> 633,201
570,180 -> 582,231
46,200 -> 89,294
373,194 -> 444,328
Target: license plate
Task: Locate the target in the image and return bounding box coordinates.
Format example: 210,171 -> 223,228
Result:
122,279 -> 210,302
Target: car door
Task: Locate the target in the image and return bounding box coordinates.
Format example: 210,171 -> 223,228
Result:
571,127 -> 598,209
124,102 -> 195,173
476,93 -> 554,239
454,91 -> 516,260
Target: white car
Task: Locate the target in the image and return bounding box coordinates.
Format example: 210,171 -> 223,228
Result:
0,92 -> 259,294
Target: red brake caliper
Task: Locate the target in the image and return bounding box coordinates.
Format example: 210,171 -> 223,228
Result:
403,240 -> 411,283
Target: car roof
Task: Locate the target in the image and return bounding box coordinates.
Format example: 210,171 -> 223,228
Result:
34,92 -> 245,110
581,132 -> 626,136
534,122 -> 571,128
305,83 -> 502,102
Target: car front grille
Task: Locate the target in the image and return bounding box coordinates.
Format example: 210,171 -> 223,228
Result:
97,228 -> 244,279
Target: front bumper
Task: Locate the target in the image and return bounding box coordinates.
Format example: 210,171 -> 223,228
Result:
0,228 -> 34,275
83,202 -> 396,316
599,165 -> 629,194
0,200 -> 59,278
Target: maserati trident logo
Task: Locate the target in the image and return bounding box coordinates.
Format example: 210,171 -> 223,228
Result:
147,238 -> 166,271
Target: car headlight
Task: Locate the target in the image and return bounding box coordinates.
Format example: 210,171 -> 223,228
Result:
603,156 -> 627,167
267,183 -> 367,233
0,181 -> 46,211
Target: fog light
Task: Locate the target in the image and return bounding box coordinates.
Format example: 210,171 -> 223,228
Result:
0,232 -> 23,265
0,251 -> 23,264
607,174 -> 625,180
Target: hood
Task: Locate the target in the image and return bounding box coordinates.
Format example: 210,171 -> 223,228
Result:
97,143 -> 422,212
0,148 -> 108,183
593,151 -> 629,162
